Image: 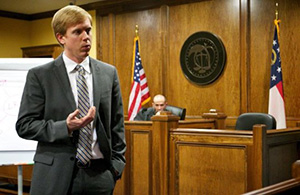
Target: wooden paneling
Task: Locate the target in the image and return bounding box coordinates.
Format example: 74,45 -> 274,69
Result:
21,44 -> 63,58
243,177 -> 300,195
243,156 -> 300,195
169,126 -> 300,194
97,0 -> 242,117
3,117 -> 300,194
0,165 -> 32,186
99,8 -> 165,108
96,0 -> 300,124
119,115 -> 219,194
250,0 -> 300,117
240,0 -> 250,113
176,143 -> 247,194
131,131 -> 151,195
282,2 -> 300,118
249,0 -> 276,113
168,0 -> 241,116
268,143 -> 299,184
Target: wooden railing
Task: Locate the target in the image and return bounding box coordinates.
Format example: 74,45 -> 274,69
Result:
0,111 -> 224,194
169,126 -> 300,194
3,112 -> 299,195
242,160 -> 300,194
114,114 -> 300,195
0,165 -> 32,186
8,112 -> 300,194
0,164 -> 32,194
114,113 -> 221,195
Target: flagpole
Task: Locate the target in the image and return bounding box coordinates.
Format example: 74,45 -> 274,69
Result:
128,24 -> 151,120
268,2 -> 286,129
132,25 -> 139,81
275,3 -> 278,20
135,24 -> 139,37
274,3 -> 280,41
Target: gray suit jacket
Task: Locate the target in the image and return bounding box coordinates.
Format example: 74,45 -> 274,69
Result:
16,55 -> 126,195
134,107 -> 156,121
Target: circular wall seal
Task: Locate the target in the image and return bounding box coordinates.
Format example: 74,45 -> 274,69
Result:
180,31 -> 226,85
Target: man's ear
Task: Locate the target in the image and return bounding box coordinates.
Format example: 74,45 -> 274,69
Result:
56,33 -> 65,46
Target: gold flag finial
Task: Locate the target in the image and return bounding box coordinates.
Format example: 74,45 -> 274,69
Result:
275,3 -> 279,20
135,25 -> 139,37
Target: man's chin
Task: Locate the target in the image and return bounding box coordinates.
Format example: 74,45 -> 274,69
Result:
81,51 -> 90,57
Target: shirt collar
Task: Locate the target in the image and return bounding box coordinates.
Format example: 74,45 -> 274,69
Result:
63,52 -> 91,74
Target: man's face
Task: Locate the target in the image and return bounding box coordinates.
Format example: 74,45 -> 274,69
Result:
152,99 -> 167,113
57,18 -> 92,63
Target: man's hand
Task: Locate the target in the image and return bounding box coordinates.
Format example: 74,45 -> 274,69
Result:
66,106 -> 96,133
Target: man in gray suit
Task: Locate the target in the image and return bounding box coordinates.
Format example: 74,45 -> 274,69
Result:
134,94 -> 168,121
16,5 -> 126,195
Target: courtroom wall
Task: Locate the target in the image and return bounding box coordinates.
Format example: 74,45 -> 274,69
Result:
1,0 -> 298,124
250,0 -> 300,120
28,18 -> 57,47
97,0 -> 300,124
0,10 -> 97,58
0,17 -> 30,57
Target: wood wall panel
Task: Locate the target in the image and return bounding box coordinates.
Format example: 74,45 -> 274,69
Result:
240,0 -> 250,113
282,2 -> 300,118
250,0 -> 300,117
96,0 -> 300,124
114,8 -> 164,109
168,0 -> 241,117
268,143 -> 299,184
98,15 -> 114,63
132,132 -> 150,195
249,0 -> 276,113
176,143 -> 247,194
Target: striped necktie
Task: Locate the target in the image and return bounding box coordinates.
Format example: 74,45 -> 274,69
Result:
75,65 -> 92,165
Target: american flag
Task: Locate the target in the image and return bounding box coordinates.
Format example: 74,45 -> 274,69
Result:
268,19 -> 286,129
128,36 -> 151,120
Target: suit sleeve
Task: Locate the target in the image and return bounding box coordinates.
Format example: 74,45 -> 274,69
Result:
110,68 -> 126,179
15,69 -> 69,143
134,108 -> 148,121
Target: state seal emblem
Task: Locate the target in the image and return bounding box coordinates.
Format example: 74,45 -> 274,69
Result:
180,31 -> 226,85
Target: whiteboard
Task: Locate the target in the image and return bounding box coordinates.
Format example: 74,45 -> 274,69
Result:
0,58 -> 53,165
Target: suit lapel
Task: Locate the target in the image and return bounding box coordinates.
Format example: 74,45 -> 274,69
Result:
90,58 -> 112,159
90,57 -> 103,108
52,56 -> 76,111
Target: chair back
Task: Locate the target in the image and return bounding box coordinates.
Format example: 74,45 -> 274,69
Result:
235,113 -> 276,130
165,105 -> 186,120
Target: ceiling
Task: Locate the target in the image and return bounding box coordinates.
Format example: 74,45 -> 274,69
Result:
0,0 -> 105,15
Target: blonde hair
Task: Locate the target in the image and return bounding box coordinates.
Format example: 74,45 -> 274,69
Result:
51,5 -> 92,37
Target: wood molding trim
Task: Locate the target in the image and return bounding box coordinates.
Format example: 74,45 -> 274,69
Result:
160,5 -> 169,95
0,10 -> 31,20
0,0 -> 209,20
91,0 -> 210,16
240,0 -> 250,113
21,44 -> 63,58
